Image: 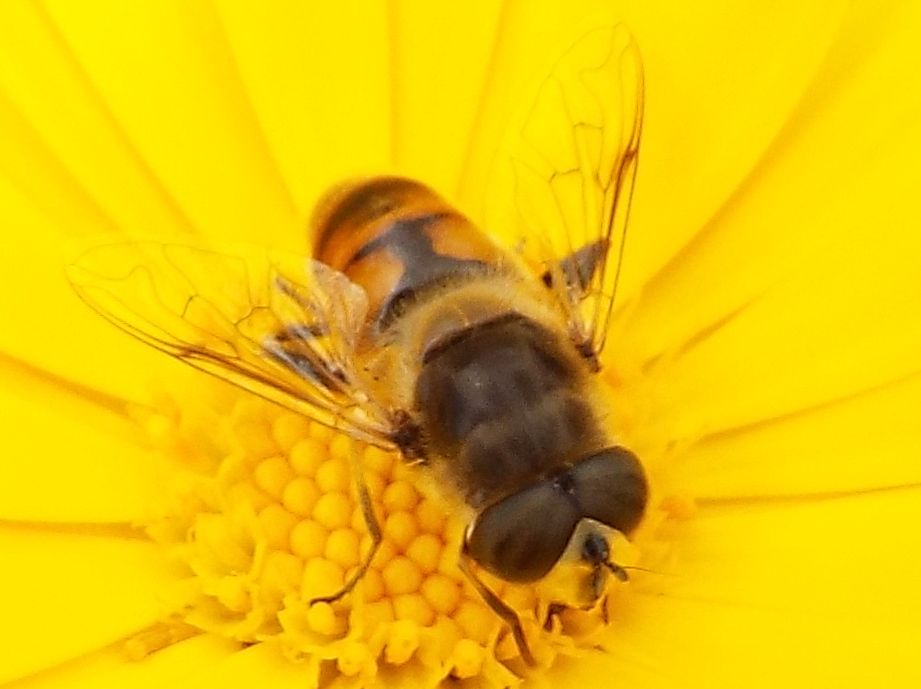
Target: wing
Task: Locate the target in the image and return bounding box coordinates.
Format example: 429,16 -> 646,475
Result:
66,240 -> 397,448
486,23 -> 644,367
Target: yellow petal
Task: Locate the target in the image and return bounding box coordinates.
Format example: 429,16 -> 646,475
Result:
624,0 -> 850,300
215,2 -> 393,224
36,2 -> 299,247
0,352 -> 168,522
616,0 -> 921,436
0,526 -> 173,685
568,487 -> 921,688
1,2 -> 917,688
168,642 -> 319,689
11,635 -> 240,689
388,1 -> 505,195
460,0 -> 847,297
0,2 -> 196,237
0,177 -> 191,403
670,370 -> 921,500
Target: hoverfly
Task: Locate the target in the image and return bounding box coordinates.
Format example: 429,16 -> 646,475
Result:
68,23 -> 646,665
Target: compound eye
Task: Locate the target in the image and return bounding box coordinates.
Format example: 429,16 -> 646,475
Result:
465,481 -> 579,583
570,447 -> 647,535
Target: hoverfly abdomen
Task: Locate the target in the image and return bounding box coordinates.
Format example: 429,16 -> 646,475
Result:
313,177 -> 505,332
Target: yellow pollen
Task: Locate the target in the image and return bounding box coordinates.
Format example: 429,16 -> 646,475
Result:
454,600 -> 498,646
228,480 -> 272,512
421,573 -> 461,615
142,387 -> 654,688
262,550 -> 303,594
315,455 -> 351,493
431,616 -> 463,654
415,498 -> 447,533
337,640 -> 370,676
281,476 -> 321,516
383,511 -> 419,550
382,480 -> 419,512
271,413 -> 311,454
363,444 -> 394,474
306,601 -> 344,636
370,538 -> 397,569
328,432 -> 352,458
406,533 -> 442,574
359,567 -> 385,602
312,491 -> 352,529
382,556 -> 423,596
451,638 -> 486,679
393,593 -> 435,626
362,599 -> 395,627
301,557 -> 344,600
364,471 -> 386,501
258,504 -> 298,550
288,437 -> 327,476
325,528 -> 361,568
350,505 -> 367,532
289,519 -> 328,559
253,456 -> 294,499
193,513 -> 251,572
213,575 -> 249,612
308,420 -> 335,442
384,619 -> 420,665
232,419 -> 277,458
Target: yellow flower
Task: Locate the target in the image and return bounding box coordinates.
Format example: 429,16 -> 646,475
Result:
2,1 -> 920,688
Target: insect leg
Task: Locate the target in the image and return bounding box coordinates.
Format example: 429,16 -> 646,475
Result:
543,602 -> 567,631
309,438 -> 382,606
541,239 -> 607,293
458,547 -> 536,667
599,593 -> 610,625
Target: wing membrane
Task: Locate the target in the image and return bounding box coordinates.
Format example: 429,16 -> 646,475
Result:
67,240 -> 395,447
487,23 -> 643,364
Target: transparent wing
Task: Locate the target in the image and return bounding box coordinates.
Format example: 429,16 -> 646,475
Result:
486,23 -> 644,366
67,240 -> 396,447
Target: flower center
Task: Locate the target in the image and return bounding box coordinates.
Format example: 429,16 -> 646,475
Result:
130,381 -> 667,686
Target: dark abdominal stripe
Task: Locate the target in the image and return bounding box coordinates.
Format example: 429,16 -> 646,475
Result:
350,213 -> 490,330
